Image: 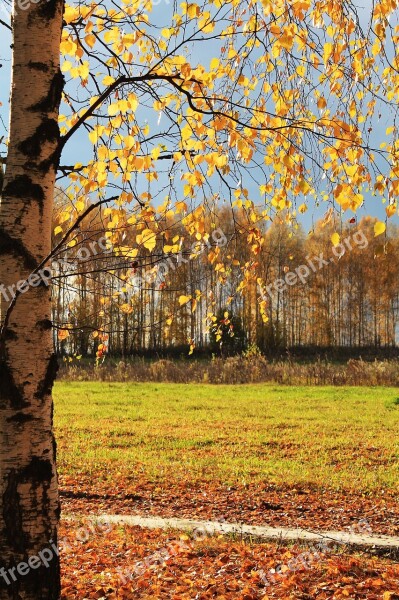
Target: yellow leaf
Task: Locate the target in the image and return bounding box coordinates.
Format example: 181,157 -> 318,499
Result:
128,93 -> 138,112
63,6 -> 79,24
89,130 -> 98,144
124,135 -> 135,150
162,27 -> 172,39
374,221 -> 386,237
108,103 -> 119,116
59,210 -> 71,224
78,62 -> 89,80
58,329 -> 70,341
61,61 -> 72,73
228,46 -> 237,59
176,201 -> 187,213
118,246 -> 138,259
120,303 -> 133,314
103,75 -> 116,86
323,42 -> 333,64
296,64 -> 306,77
187,3 -> 200,18
151,146 -> 161,160
54,226 -> 63,236
85,33 -> 96,48
331,232 -> 340,247
137,228 -> 156,252
104,27 -> 119,44
179,295 -> 191,306
164,244 -> 179,253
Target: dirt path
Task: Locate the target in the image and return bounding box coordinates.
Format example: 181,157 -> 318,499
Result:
64,513 -> 399,558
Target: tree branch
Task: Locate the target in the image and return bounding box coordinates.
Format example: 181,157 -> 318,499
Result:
59,73 -> 197,149
0,18 -> 11,31
59,76 -> 132,149
57,151 -> 197,178
0,194 -> 119,345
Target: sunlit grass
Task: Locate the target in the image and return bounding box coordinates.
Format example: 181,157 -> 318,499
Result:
54,382 -> 399,492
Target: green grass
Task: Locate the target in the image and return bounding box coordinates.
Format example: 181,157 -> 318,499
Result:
54,382 -> 399,492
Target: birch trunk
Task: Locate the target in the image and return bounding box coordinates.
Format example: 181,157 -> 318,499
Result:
0,0 -> 64,597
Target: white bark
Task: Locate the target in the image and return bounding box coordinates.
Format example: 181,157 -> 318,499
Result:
0,0 -> 64,597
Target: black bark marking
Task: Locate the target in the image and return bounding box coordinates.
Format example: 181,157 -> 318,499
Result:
3,175 -> 44,202
34,354 -> 58,400
30,71 -> 64,114
2,458 -> 55,566
18,119 -> 59,159
2,174 -> 46,218
3,328 -> 18,341
0,228 -> 37,271
2,470 -> 25,553
20,457 -> 53,484
37,277 -> 52,289
37,0 -> 61,22
0,361 -> 29,410
28,61 -> 49,72
37,149 -> 62,175
6,413 -> 35,424
36,319 -> 52,331
0,560 -> 61,599
51,427 -> 60,522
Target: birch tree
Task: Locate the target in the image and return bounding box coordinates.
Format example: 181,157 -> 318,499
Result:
0,0 -> 64,598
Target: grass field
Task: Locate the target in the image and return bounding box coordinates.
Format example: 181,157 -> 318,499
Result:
54,382 -> 399,492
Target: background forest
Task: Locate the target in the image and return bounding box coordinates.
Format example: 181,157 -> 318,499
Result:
51,201 -> 399,359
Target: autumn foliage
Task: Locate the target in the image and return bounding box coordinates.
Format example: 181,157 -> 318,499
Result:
49,0 -> 399,353
52,208 -> 399,356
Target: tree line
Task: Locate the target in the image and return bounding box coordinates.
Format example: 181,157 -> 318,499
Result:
51,206 -> 399,357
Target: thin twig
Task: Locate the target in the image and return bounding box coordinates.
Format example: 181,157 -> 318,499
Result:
0,195 -> 119,345
0,18 -> 11,31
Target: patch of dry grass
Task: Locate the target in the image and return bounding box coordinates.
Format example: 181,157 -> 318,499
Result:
58,356 -> 399,386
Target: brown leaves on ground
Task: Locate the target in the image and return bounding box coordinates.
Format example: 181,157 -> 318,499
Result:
59,521 -> 399,599
60,476 -> 399,537
60,474 -> 399,597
